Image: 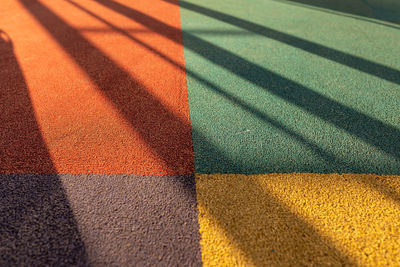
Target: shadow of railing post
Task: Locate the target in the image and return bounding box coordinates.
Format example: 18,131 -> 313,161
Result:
64,0 -> 357,174
81,0 -> 400,202
165,0 -> 400,85
283,0 -> 400,25
16,1 -> 355,264
0,30 -> 88,266
272,0 -> 400,30
93,0 -> 400,165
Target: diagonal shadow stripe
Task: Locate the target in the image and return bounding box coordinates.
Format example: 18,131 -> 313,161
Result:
64,0 -> 400,205
93,0 -> 400,163
273,0 -> 400,30
18,0 -> 195,175
285,0 -> 400,25
0,30 -> 88,266
78,26 -> 254,35
17,1 -> 399,264
16,2 -> 354,263
164,0 -> 400,85
63,0 -> 352,172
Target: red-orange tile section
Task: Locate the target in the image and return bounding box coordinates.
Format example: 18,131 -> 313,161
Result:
0,0 -> 194,175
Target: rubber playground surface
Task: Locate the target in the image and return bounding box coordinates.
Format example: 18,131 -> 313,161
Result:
1,0 -> 399,265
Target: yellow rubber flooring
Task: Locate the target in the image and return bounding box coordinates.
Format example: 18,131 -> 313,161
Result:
196,173 -> 400,266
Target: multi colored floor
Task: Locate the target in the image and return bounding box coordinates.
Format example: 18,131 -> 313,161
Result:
1,0 -> 399,265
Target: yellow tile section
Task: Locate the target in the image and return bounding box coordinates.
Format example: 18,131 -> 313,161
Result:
196,173 -> 400,266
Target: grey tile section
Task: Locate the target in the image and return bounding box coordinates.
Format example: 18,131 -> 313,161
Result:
0,174 -> 88,266
0,174 -> 202,266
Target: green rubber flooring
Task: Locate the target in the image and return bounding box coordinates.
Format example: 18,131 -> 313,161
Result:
179,0 -> 400,174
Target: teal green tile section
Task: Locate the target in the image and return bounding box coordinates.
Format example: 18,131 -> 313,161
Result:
282,0 -> 400,24
178,0 -> 400,174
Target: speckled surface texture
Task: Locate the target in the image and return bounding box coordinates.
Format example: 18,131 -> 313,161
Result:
196,173 -> 400,266
0,174 -> 201,266
179,0 -> 400,174
0,174 -> 88,266
1,0 -> 193,175
2,0 -> 400,265
1,0 -> 202,265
